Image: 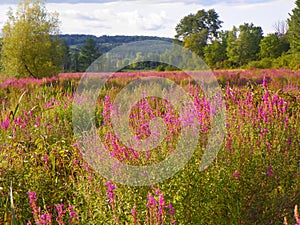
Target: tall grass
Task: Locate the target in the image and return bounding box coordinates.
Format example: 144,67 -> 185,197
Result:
0,69 -> 299,224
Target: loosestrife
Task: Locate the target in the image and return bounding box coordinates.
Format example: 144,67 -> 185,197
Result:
1,116 -> 10,130
27,191 -> 78,225
168,204 -> 176,225
27,191 -> 40,224
39,213 -> 52,225
68,205 -> 79,223
131,206 -> 140,225
266,165 -> 275,177
232,171 -> 241,180
105,181 -> 120,225
145,189 -> 175,225
56,203 -> 66,225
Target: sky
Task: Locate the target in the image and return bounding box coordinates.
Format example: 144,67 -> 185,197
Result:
0,0 -> 296,38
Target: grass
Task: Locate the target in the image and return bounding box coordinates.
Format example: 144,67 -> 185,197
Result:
0,68 -> 299,224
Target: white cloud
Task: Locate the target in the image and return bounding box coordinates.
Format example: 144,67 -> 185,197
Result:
213,0 -> 294,34
0,0 -> 296,37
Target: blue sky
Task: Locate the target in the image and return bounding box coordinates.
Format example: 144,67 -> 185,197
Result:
0,0 -> 295,37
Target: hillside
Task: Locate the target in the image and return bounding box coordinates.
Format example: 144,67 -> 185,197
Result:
59,34 -> 174,53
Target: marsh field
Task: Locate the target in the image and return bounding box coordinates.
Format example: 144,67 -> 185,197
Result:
0,69 -> 299,225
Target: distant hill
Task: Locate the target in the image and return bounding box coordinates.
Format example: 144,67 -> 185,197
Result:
58,34 -> 174,53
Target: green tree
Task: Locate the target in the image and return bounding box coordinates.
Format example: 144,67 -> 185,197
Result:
70,50 -> 80,72
78,38 -> 101,71
226,23 -> 263,66
1,0 -> 62,78
204,31 -> 228,68
175,9 -> 223,57
259,33 -> 289,59
287,0 -> 300,52
59,40 -> 71,72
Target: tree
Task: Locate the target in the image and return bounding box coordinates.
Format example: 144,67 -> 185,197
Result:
226,23 -> 263,66
175,9 -> 223,57
59,40 -> 71,72
259,33 -> 289,59
78,38 -> 101,71
204,31 -> 228,68
287,0 -> 300,52
70,50 -> 80,72
0,0 -> 62,78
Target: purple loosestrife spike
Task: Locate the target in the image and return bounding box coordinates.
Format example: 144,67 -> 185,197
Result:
56,203 -> 66,225
147,193 -> 157,208
68,205 -> 78,223
232,171 -> 241,180
1,116 -> 10,130
168,204 -> 175,215
105,181 -> 116,203
27,191 -> 40,224
131,206 -> 139,224
40,213 -> 52,225
158,193 -> 166,217
266,165 -> 275,176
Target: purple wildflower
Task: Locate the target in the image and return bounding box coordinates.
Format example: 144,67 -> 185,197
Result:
232,171 -> 241,180
1,116 -> 10,130
266,165 -> 275,176
105,181 -> 116,203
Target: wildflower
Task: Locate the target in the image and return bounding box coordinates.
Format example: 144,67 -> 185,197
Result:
1,116 -> 10,130
232,171 -> 241,180
43,154 -> 49,164
56,203 -> 66,225
158,192 -> 166,216
40,213 -> 52,225
169,203 -> 176,225
104,181 -> 120,225
27,191 -> 40,224
147,193 -> 157,208
105,181 -> 116,203
266,165 -> 275,176
68,205 -> 78,223
131,206 -> 139,225
168,204 -> 175,216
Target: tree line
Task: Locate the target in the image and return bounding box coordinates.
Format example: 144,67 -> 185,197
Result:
0,0 -> 299,78
174,2 -> 299,70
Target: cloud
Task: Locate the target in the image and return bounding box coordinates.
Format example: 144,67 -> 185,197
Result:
0,0 -> 295,37
0,0 -> 276,5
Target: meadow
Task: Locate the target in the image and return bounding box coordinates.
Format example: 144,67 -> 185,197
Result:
0,69 -> 299,224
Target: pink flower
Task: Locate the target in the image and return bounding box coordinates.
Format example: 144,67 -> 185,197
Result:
232,171 -> 241,180
39,213 -> 52,225
266,165 -> 275,176
105,181 -> 116,203
1,116 -> 10,130
146,193 -> 157,208
68,205 -> 78,223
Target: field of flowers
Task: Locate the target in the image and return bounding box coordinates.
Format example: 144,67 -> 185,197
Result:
0,69 -> 299,224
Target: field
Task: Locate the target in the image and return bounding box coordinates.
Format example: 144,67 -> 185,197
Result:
0,69 -> 299,224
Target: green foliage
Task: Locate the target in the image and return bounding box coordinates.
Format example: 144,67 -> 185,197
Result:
226,23 -> 263,67
273,52 -> 300,70
287,0 -> 300,52
260,34 -> 290,59
175,9 -> 223,57
204,39 -> 228,68
78,38 -> 101,71
246,58 -> 273,69
0,70 -> 299,224
0,0 -> 62,78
